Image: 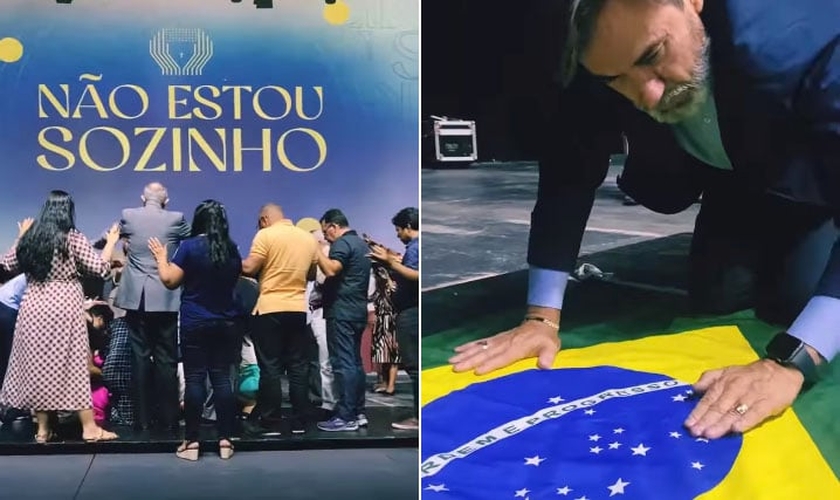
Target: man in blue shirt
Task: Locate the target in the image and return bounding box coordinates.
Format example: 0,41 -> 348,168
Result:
450,0 -> 840,440
371,207 -> 420,431
0,273 -> 26,383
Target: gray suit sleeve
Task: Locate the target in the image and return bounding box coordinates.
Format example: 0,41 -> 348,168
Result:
175,214 -> 191,239
119,209 -> 131,238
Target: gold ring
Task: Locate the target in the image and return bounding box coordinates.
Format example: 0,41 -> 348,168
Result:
733,403 -> 748,416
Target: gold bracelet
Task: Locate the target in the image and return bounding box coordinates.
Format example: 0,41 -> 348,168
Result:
524,315 -> 560,330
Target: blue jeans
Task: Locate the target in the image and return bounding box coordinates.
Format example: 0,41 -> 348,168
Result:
326,319 -> 366,422
181,320 -> 241,442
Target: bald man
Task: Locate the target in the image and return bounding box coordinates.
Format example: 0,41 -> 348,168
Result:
241,204 -> 319,435
114,182 -> 190,431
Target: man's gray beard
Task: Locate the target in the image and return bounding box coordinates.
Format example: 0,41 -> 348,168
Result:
647,84 -> 709,123
646,34 -> 711,124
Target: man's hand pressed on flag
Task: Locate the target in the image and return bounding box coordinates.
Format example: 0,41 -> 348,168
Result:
449,307 -> 561,375
683,360 -> 804,439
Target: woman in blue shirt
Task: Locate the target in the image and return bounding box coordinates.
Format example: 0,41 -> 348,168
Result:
149,200 -> 242,461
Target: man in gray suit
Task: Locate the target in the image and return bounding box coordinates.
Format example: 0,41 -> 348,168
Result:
114,182 -> 190,431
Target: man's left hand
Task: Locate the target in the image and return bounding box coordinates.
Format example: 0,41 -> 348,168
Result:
369,244 -> 399,266
684,359 -> 803,439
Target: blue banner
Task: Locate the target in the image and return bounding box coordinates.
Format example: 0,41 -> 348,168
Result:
0,0 -> 418,251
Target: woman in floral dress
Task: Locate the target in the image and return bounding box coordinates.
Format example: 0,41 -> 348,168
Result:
370,261 -> 400,395
0,190 -> 120,443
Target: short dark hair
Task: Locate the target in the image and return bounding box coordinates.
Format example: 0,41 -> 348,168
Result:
560,0 -> 684,87
320,208 -> 349,228
88,304 -> 114,325
391,207 -> 419,230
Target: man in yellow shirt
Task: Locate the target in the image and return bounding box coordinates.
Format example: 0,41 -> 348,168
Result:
242,203 -> 317,435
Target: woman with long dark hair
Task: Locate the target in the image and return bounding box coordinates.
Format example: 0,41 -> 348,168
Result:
149,199 -> 242,461
0,190 -> 120,443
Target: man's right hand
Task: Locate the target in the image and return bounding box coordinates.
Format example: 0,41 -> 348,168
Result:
448,308 -> 562,375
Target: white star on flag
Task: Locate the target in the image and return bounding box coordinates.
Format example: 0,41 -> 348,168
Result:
630,443 -> 651,456
608,441 -> 621,449
696,437 -> 710,443
608,478 -> 630,496
589,446 -> 603,454
692,461 -> 705,470
588,434 -> 601,442
685,389 -> 694,394
425,484 -> 448,492
574,496 -> 589,500
524,455 -> 546,466
669,431 -> 682,438
556,486 -> 572,495
515,488 -> 530,497
613,427 -> 624,434
671,394 -> 687,402
584,409 -> 596,415
548,395 -> 565,404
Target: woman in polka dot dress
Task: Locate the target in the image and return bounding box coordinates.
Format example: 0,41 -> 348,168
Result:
0,190 -> 121,443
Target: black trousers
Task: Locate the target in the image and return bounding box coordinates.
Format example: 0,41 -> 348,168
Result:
250,312 -> 311,421
621,167 -> 837,324
0,302 -> 17,385
396,306 -> 419,419
125,310 -> 180,428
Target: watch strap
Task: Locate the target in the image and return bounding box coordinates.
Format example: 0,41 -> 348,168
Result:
765,332 -> 820,385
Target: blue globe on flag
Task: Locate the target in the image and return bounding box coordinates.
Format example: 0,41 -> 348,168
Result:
421,367 -> 742,499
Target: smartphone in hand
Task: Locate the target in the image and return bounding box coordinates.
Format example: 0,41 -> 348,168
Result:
362,233 -> 382,248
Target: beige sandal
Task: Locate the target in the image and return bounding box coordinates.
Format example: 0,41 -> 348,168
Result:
83,428 -> 118,443
35,431 -> 54,444
176,441 -> 200,461
219,439 -> 234,460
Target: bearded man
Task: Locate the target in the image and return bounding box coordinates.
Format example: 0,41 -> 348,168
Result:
450,0 -> 840,440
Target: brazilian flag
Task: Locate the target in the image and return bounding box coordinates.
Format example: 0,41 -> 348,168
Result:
421,279 -> 840,499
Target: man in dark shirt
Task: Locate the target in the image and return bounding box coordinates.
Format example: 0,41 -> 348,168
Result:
370,207 -> 419,431
315,209 -> 372,431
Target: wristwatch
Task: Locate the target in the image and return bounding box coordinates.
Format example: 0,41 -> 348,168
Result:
764,332 -> 821,386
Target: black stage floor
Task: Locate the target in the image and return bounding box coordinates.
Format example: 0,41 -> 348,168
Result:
421,162 -> 698,290
0,375 -> 417,455
422,233 -> 693,336
0,407 -> 416,456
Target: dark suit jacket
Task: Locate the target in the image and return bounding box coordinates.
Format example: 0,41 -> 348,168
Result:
529,0 -> 840,297
113,205 -> 191,312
